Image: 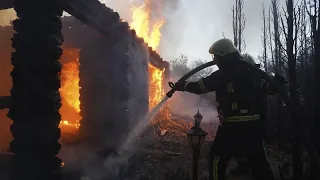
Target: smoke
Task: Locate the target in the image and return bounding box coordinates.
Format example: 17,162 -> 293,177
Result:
60,144 -> 129,180
99,0 -> 133,21
101,0 -> 182,56
144,0 -> 181,16
60,125 -> 156,180
170,90 -> 218,123
60,111 -> 159,180
168,64 -> 220,138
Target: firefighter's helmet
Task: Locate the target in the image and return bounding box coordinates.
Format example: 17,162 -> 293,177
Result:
209,38 -> 239,56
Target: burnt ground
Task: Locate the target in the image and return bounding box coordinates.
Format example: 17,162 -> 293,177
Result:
122,135 -> 269,180
121,133 -> 311,180
1,133 -> 308,180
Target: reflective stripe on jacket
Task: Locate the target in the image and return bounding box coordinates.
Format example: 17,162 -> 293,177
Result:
224,114 -> 260,122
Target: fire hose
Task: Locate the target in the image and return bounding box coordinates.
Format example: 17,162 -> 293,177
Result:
166,61 -> 216,98
165,60 -> 320,171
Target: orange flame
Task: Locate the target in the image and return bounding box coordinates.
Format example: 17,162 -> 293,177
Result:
130,1 -> 189,135
129,2 -> 165,51
60,61 -> 81,113
130,0 -> 166,113
148,64 -> 165,111
59,50 -> 82,132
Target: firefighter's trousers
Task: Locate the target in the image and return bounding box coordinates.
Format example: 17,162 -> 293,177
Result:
208,120 -> 274,180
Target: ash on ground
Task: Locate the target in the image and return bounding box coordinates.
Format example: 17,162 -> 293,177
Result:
120,134 -> 259,180
2,132 -> 300,180
118,132 -> 297,180
49,123 -> 293,180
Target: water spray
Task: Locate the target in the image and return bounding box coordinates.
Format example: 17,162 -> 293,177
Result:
98,60 -> 319,180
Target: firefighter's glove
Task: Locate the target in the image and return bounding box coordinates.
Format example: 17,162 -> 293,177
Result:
174,80 -> 187,91
274,73 -> 287,85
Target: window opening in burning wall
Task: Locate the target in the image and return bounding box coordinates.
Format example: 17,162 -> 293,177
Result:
148,63 -> 169,133
58,48 -> 82,133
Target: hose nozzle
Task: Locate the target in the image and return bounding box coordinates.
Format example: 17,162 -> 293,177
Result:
165,61 -> 215,98
166,82 -> 176,98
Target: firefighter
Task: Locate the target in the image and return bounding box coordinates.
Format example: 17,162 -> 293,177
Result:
231,56 -> 266,175
173,38 -> 284,180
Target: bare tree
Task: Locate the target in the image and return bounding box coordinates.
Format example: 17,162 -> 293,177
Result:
270,0 -> 289,151
170,55 -> 190,77
306,0 -> 320,158
306,0 -> 318,54
314,0 -> 320,171
260,0 -> 320,178
232,0 -> 246,53
262,4 -> 268,73
232,1 -> 238,47
280,0 -> 303,179
298,0 -> 312,114
268,6 -> 276,69
299,0 -> 308,71
272,0 -> 282,73
303,1 -> 320,178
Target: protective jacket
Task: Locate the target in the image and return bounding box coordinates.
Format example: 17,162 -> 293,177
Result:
181,65 -> 275,123
178,64 -> 276,180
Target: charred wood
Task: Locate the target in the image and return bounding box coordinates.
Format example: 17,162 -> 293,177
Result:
8,0 -> 63,179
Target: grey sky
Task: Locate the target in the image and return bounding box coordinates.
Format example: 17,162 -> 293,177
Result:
1,0 -> 286,65
104,0 -> 285,65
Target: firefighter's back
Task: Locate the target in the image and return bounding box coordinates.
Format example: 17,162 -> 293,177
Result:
214,67 -> 266,152
216,67 -> 264,122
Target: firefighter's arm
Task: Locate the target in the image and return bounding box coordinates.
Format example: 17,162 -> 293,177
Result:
175,71 -> 220,94
261,73 -> 287,95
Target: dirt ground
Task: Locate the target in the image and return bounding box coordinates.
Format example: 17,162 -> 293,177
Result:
1,132 -> 305,180
122,135 -> 261,180
120,130 -> 312,180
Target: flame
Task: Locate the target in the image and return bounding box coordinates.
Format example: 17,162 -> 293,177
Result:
148,64 -> 165,110
148,63 -> 168,125
130,1 -> 190,135
58,50 -> 82,132
60,61 -> 81,113
0,9 -> 16,26
129,2 -> 165,51
56,2 -> 187,136
148,64 -> 190,136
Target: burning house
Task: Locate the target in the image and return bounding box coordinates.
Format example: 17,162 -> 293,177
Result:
0,16 -> 170,152
0,1 -> 214,179
0,1 -> 200,178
